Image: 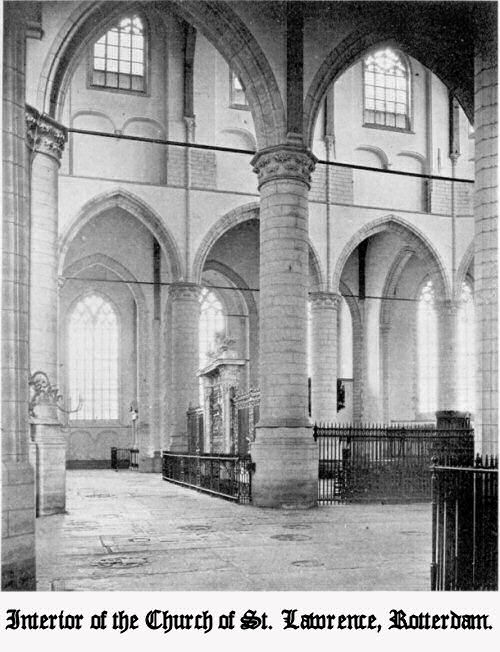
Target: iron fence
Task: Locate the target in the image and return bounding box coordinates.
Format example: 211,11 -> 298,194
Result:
313,423 -> 474,504
111,447 -> 139,470
162,451 -> 253,503
431,454 -> 498,591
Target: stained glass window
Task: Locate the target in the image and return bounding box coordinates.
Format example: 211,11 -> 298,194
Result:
92,15 -> 145,92
68,294 -> 119,420
364,48 -> 410,129
457,281 -> 475,411
417,279 -> 437,414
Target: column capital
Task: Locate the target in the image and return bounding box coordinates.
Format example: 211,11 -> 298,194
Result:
309,291 -> 342,310
26,105 -> 67,162
251,145 -> 317,189
168,281 -> 201,301
436,298 -> 460,316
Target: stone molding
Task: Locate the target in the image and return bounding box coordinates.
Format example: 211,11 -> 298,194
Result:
168,282 -> 201,302
251,145 -> 317,189
26,105 -> 67,162
309,291 -> 342,310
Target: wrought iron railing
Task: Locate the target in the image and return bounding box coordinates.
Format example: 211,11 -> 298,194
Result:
111,447 -> 139,470
162,452 -> 253,503
431,454 -> 498,591
313,422 -> 474,504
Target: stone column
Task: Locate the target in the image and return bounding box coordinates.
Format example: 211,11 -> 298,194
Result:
167,282 -> 201,451
436,300 -> 469,429
2,4 -> 36,590
250,145 -> 318,507
310,291 -> 341,423
474,12 -> 498,455
26,107 -> 67,516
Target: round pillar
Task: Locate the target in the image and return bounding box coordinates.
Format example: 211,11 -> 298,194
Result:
474,14 -> 498,455
2,5 -> 36,590
310,291 -> 341,423
250,145 -> 318,507
166,282 -> 201,451
436,299 -> 459,412
26,106 -> 67,516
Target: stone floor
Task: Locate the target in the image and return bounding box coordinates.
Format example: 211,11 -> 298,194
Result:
36,470 -> 432,591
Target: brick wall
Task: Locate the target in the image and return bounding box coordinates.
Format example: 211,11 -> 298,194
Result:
166,146 -> 217,188
310,165 -> 354,204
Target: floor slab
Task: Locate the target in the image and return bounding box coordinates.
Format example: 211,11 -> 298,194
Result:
36,470 -> 432,591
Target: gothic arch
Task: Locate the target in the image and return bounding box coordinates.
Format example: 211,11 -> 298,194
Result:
37,0 -> 286,148
303,16 -> 474,147
332,215 -> 451,300
58,189 -> 183,280
62,253 -> 148,318
192,202 -> 326,291
455,241 -> 475,299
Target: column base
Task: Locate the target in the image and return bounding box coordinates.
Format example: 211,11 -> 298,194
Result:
250,427 -> 317,508
32,423 -> 66,516
139,451 -> 162,473
1,459 -> 36,590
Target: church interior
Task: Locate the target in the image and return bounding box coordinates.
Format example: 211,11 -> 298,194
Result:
2,0 -> 497,591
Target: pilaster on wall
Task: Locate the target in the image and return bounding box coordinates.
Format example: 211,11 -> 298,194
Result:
310,291 -> 342,423
474,17 -> 498,455
2,5 -> 36,590
26,106 -> 68,516
166,282 -> 201,451
250,145 -> 318,507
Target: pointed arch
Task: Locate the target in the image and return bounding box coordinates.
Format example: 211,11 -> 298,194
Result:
455,241 -> 475,299
58,189 -> 183,280
191,201 -> 326,291
331,215 -> 451,300
303,12 -> 474,147
37,0 -> 285,148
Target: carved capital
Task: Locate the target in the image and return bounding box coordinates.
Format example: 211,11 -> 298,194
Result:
436,299 -> 460,317
29,371 -> 61,417
168,282 -> 201,302
251,145 -> 317,189
26,105 -> 67,162
309,291 -> 342,310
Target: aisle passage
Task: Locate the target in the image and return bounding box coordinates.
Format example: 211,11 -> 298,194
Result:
36,471 -> 431,591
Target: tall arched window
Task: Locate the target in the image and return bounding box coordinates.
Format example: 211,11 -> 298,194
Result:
364,48 -> 410,129
92,15 -> 146,92
417,279 -> 438,414
199,288 -> 225,368
68,294 -> 119,420
457,280 -> 475,412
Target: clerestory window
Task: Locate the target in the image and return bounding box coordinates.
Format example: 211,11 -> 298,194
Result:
91,15 -> 146,92
68,294 -> 119,420
230,70 -> 249,109
364,48 -> 410,130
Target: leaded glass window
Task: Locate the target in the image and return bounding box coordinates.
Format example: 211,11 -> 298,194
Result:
457,281 -> 475,411
364,48 -> 410,129
199,288 -> 225,368
68,295 -> 119,420
417,279 -> 437,414
230,70 -> 248,108
92,15 -> 145,92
